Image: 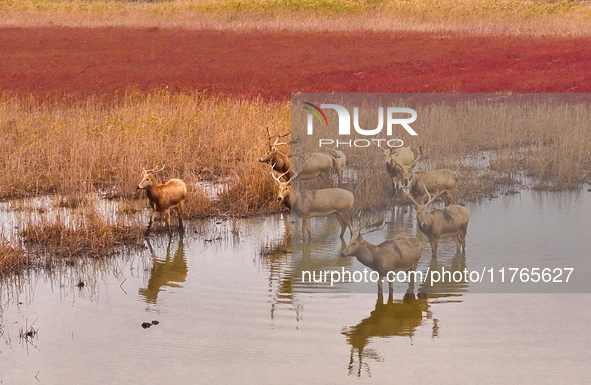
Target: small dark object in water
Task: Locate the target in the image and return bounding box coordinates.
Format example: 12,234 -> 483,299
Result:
76,280 -> 85,288
26,330 -> 35,338
587,188 -> 591,192
151,320 -> 159,325
141,322 -> 152,329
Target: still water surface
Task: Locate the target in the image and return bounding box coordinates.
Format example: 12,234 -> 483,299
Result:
1,189 -> 591,384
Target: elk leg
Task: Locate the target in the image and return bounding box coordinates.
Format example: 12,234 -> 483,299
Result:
459,229 -> 467,252
335,215 -> 347,238
164,209 -> 172,234
339,212 -> 353,237
302,216 -> 311,242
145,211 -> 156,235
392,179 -> 398,197
453,233 -> 462,254
177,201 -> 184,230
429,238 -> 439,258
377,278 -> 383,294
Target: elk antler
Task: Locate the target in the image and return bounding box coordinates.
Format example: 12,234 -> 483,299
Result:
143,165 -> 166,174
423,182 -> 441,207
403,187 -> 420,206
359,218 -> 385,236
410,151 -> 421,168
270,170 -> 290,184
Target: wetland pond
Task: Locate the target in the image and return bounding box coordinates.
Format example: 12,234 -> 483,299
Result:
1,188 -> 591,384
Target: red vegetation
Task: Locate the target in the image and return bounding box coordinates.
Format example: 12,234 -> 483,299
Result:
1,27 -> 591,101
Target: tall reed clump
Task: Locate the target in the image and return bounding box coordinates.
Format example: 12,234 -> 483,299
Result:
0,92 -> 290,216
21,204 -> 144,258
0,241 -> 29,274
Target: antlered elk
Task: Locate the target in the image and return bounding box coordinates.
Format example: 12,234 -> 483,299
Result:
402,168 -> 458,206
259,130 -> 291,180
327,147 -> 346,187
406,185 -> 469,258
291,152 -> 334,187
271,173 -> 354,241
341,224 -> 423,294
137,166 -> 187,236
270,171 -> 291,210
381,146 -> 416,196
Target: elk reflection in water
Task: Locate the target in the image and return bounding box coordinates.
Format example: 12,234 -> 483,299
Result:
138,234 -> 187,303
342,291 -> 432,378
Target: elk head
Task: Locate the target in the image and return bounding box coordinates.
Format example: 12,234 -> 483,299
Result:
394,152 -> 421,187
270,171 -> 291,203
137,165 -> 166,189
342,219 -> 384,257
405,183 -> 440,230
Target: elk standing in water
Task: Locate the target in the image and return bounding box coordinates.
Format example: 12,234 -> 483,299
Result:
137,165 -> 187,236
382,146 -> 416,196
271,172 -> 354,241
341,223 -> 423,294
406,185 -> 469,258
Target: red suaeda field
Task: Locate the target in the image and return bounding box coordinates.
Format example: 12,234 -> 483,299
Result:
2,27 -> 591,101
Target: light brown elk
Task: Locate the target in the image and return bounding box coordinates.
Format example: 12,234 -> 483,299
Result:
382,146 -> 416,196
137,165 -> 187,236
400,167 -> 458,206
327,147 -> 346,187
291,152 -> 334,187
271,172 -> 354,241
341,224 -> 423,294
259,134 -> 291,181
406,185 -> 469,258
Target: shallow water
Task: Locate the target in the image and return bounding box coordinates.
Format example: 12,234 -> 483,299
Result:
1,189 -> 591,384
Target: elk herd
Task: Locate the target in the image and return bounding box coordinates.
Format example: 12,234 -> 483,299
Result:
258,133 -> 471,294
135,129 -> 471,294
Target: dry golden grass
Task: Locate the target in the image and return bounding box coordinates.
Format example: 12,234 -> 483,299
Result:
21,204 -> 144,258
0,92 -> 289,217
0,241 -> 29,274
293,96 -> 591,209
2,0 -> 591,36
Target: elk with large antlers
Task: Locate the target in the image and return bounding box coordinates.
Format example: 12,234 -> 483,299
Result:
341,222 -> 423,294
259,129 -> 291,180
406,184 -> 469,258
381,146 -> 416,196
137,165 -> 187,236
270,172 -> 354,241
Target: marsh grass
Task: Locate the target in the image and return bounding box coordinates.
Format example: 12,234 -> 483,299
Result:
0,92 -> 289,217
3,0 -> 591,36
0,241 -> 29,274
21,204 -> 144,258
293,95 -> 591,210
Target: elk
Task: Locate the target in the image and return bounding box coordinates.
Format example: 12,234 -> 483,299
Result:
341,223 -> 423,294
327,147 -> 346,187
381,146 -> 416,196
137,165 -> 187,236
271,172 -> 354,241
401,168 -> 458,206
259,130 -> 291,181
406,184 -> 469,258
291,152 -> 334,187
